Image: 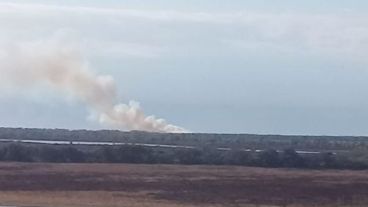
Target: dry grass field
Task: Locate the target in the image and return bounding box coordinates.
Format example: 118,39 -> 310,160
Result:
0,163 -> 368,207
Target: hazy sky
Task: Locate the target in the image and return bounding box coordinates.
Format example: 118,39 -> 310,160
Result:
0,1 -> 368,135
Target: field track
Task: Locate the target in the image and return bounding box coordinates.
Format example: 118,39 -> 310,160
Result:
0,163 -> 368,207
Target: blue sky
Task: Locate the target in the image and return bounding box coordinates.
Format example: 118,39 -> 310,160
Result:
11,0 -> 368,11
0,1 -> 368,135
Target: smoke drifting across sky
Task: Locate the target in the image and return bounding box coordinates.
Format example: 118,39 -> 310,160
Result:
1,1 -> 368,135
0,37 -> 187,133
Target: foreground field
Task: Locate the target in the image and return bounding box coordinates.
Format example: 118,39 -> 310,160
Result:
0,163 -> 367,207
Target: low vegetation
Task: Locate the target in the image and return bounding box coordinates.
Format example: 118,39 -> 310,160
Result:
0,143 -> 367,170
0,127 -> 367,169
1,127 -> 368,151
0,163 -> 367,207
0,127 -> 368,206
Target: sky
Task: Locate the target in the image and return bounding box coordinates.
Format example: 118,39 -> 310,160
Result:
0,1 -> 368,135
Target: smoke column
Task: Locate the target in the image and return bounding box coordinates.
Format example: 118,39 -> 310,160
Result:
0,37 -> 187,133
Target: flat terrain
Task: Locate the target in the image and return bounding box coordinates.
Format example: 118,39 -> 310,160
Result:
0,163 -> 368,207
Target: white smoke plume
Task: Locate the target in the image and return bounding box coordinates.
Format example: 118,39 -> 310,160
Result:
0,37 -> 187,133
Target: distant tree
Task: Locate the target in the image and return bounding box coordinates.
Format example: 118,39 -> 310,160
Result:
223,150 -> 254,166
99,147 -> 118,163
63,147 -> 86,163
258,149 -> 280,167
200,147 -> 224,165
38,147 -> 65,162
0,144 -> 32,162
320,152 -> 337,168
176,149 -> 203,164
115,145 -> 154,163
152,150 -> 175,164
281,148 -> 305,168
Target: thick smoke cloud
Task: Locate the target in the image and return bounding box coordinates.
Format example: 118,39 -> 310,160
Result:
0,37 -> 186,133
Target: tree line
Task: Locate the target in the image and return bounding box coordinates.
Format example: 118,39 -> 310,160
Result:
0,143 -> 366,170
1,127 -> 368,152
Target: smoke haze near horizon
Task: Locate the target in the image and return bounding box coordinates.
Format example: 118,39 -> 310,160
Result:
1,1 -> 368,135
0,37 -> 187,133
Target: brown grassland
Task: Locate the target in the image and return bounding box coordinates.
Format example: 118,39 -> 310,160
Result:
0,162 -> 367,207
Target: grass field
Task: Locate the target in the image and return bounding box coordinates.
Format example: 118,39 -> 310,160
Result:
0,163 -> 367,207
